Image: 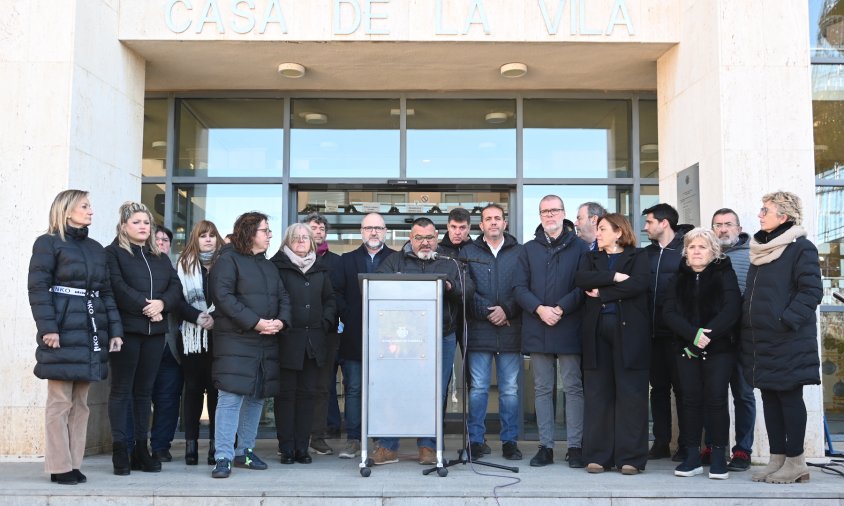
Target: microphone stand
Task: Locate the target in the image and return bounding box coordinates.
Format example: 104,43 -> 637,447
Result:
424,256 -> 518,475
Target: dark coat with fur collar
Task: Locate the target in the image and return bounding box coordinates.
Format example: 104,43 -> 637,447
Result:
662,257 -> 741,356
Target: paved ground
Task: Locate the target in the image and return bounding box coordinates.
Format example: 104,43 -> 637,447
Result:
3,436 -> 843,505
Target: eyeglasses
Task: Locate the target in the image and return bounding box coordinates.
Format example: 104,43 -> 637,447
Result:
291,235 -> 310,242
412,235 -> 437,242
257,228 -> 272,235
759,207 -> 778,217
539,208 -> 563,217
712,223 -> 735,229
362,226 -> 386,232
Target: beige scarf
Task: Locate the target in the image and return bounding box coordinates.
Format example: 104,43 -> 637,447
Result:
749,225 -> 806,266
283,245 -> 316,273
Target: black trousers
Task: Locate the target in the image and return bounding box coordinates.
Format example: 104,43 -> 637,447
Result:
761,386 -> 807,457
675,348 -> 735,448
309,332 -> 340,438
650,337 -> 686,445
109,333 -> 164,443
275,357 -> 321,453
181,349 -> 217,440
583,314 -> 650,469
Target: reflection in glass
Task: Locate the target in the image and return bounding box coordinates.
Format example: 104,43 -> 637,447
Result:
407,100 -> 516,178
639,101 -> 659,178
639,185 -> 660,246
521,185 -> 631,243
524,100 -> 630,178
817,186 -> 843,304
820,312 -> 844,428
813,65 -> 844,179
177,99 -> 284,177
291,99 -> 399,178
141,183 -> 166,226
143,99 -> 168,177
810,0 -> 844,58
171,184 -> 284,256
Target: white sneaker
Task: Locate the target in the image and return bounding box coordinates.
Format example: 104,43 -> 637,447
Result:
338,439 -> 361,459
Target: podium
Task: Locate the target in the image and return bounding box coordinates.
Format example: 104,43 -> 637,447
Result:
357,273 -> 448,477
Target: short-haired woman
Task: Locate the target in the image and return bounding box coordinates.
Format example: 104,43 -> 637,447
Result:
28,190 -> 124,485
663,228 -> 741,480
270,223 -> 336,464
209,212 -> 291,478
743,191 -> 822,484
575,213 -> 651,475
105,202 -> 183,475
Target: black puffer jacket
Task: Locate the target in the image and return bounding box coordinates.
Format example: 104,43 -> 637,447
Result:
439,233 -> 473,258
645,224 -> 694,340
741,224 -> 822,391
270,251 -> 336,371
28,227 -> 124,381
514,222 -> 589,354
210,245 -> 292,397
459,233 -> 523,353
105,240 -> 183,336
662,257 -> 741,357
377,242 -> 474,337
575,247 -> 651,370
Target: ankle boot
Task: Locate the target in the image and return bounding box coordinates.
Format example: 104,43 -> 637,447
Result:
132,441 -> 162,473
708,445 -> 729,479
765,454 -> 810,484
185,440 -> 199,465
752,453 -> 785,482
112,441 -> 130,476
207,439 -> 217,466
674,446 -> 703,477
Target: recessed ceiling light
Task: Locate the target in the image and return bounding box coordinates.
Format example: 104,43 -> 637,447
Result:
500,62 -> 527,78
640,143 -> 659,154
390,108 -> 415,116
303,113 -> 328,125
151,140 -> 167,149
278,62 -> 306,78
485,112 -> 509,124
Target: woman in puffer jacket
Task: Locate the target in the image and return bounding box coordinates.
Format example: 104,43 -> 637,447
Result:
28,190 -> 124,485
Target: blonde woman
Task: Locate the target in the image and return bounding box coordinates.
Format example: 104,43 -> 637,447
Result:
105,202 -> 183,475
28,190 -> 123,485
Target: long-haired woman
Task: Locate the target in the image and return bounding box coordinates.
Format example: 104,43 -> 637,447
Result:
28,190 -> 124,485
105,201 -> 183,475
177,220 -> 222,465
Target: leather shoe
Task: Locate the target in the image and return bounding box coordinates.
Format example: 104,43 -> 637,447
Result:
466,442 -> 486,460
152,449 -> 172,462
530,446 -> 554,467
566,447 -> 585,468
279,450 -> 295,464
295,450 -> 312,464
502,441 -> 523,460
50,471 -> 78,485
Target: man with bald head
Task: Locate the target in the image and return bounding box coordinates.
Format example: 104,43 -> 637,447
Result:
333,213 -> 395,460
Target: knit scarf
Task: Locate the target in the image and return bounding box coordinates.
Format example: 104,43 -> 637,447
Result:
749,225 -> 806,266
177,258 -> 213,354
283,245 -> 316,273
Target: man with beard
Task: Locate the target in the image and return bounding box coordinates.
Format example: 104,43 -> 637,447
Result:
333,213 -> 394,460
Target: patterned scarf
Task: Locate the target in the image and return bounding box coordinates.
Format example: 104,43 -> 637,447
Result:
177,257 -> 213,354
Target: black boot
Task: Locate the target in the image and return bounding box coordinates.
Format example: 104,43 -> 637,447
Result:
185,440 -> 199,466
112,441 -> 130,476
708,445 -> 729,480
207,439 -> 216,466
132,441 -> 162,473
674,446 -> 703,477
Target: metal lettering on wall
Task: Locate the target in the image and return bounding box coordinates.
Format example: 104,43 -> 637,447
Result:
164,0 -> 635,36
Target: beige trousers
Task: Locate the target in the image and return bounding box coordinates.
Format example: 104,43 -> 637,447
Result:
45,380 -> 91,473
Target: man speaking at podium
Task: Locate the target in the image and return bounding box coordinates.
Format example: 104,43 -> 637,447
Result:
373,217 -> 474,465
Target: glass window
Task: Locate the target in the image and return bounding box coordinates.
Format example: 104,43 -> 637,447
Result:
821,311 -> 844,432
142,99 -> 168,177
521,185 -> 631,243
290,99 -> 400,178
810,0 -> 844,59
639,184 -> 660,246
813,65 -> 844,179
142,183 -> 166,225
177,99 -> 284,177
639,100 -> 659,179
818,186 -> 843,304
170,184 -> 284,256
524,100 -> 630,178
407,99 -> 516,178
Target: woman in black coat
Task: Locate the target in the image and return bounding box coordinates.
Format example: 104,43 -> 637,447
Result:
209,212 -> 291,479
28,190 -> 123,485
105,201 -> 183,475
662,228 -> 741,480
270,223 -> 336,464
742,191 -> 822,484
574,213 -> 651,475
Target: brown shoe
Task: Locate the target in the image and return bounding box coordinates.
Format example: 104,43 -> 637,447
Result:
418,446 -> 436,465
621,465 -> 640,475
586,463 -> 605,474
371,447 -> 398,465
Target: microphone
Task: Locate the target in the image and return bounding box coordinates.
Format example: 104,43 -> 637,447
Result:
431,251 -> 490,264
834,291 -> 844,303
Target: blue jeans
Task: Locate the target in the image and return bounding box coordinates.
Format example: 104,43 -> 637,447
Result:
213,389 -> 264,461
341,359 -> 362,441
377,332 -> 456,451
150,343 -> 183,452
468,352 -> 521,444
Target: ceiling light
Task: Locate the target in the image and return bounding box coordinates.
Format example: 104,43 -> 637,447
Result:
278,62 -> 306,78
303,113 -> 328,125
815,144 -> 829,151
500,62 -> 527,78
485,112 -> 509,124
640,143 -> 659,154
151,140 -> 167,149
390,108 -> 415,116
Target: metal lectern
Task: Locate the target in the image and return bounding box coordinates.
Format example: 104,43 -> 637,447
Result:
357,273 -> 447,477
